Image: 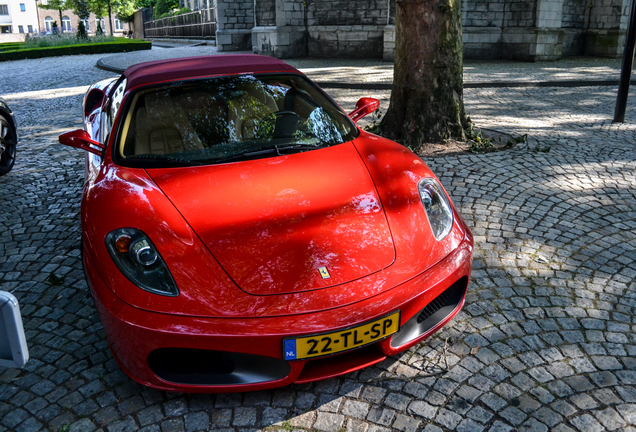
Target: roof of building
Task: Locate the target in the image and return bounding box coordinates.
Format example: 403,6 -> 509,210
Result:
123,54 -> 301,90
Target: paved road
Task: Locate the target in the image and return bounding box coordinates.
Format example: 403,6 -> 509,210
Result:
1,53 -> 635,432
99,46 -> 624,86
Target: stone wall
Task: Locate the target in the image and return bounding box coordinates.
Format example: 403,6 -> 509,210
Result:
585,0 -> 631,57
307,0 -> 388,26
305,0 -> 388,57
255,0 -> 276,27
561,0 -> 586,28
505,0 -> 537,27
561,0 -> 586,55
462,0 -> 505,59
463,0 -> 505,27
218,0 -> 253,30
308,25 -> 385,57
216,0 -> 253,51
216,0 -> 631,60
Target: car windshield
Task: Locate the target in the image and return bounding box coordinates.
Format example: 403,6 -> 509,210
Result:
115,74 -> 358,167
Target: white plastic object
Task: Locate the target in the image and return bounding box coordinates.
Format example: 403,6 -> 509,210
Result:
0,291 -> 29,368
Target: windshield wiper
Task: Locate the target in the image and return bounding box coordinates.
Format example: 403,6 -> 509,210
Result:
122,154 -> 203,168
213,143 -> 322,164
212,147 -> 279,164
275,143 -> 323,153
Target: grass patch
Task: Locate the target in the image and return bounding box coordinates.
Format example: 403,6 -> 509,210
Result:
23,34 -> 118,48
0,43 -> 23,52
0,36 -> 150,62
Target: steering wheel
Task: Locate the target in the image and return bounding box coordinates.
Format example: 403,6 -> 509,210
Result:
273,111 -> 301,138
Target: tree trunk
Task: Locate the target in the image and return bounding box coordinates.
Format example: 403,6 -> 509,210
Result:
380,0 -> 468,147
108,0 -> 114,36
59,9 -> 63,32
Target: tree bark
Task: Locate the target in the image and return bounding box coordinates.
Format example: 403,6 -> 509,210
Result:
380,0 -> 468,146
108,0 -> 113,36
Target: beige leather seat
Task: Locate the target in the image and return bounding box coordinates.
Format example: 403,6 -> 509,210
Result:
227,88 -> 279,142
134,92 -> 204,155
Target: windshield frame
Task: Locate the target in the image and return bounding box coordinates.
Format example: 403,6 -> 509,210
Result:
110,72 -> 360,169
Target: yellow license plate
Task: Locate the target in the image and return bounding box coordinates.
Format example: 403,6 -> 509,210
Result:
283,311 -> 400,361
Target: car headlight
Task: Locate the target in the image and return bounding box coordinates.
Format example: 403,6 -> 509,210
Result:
105,228 -> 179,296
418,178 -> 454,241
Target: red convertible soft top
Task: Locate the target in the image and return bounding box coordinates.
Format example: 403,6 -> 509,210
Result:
123,54 -> 301,90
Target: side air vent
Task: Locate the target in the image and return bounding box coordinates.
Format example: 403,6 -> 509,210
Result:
390,277 -> 467,348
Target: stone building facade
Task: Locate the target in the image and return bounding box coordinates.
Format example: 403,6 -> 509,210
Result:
214,0 -> 632,61
38,0 -> 131,37
0,0 -> 39,37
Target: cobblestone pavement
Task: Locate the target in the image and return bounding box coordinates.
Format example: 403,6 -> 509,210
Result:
99,46 -> 624,85
1,54 -> 636,432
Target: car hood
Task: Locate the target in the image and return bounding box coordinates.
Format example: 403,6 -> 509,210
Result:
147,142 -> 396,295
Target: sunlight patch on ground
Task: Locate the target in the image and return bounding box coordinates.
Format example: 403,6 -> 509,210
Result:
2,85 -> 90,102
547,161 -> 636,191
301,66 -> 394,84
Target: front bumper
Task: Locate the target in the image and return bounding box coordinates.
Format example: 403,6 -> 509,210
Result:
85,235 -> 472,393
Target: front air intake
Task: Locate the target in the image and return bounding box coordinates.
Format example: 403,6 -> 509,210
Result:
390,277 -> 467,348
148,348 -> 290,386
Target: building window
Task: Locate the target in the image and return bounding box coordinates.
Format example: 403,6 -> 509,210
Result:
45,16 -> 54,32
0,26 -> 10,33
114,18 -> 124,31
18,25 -> 24,33
96,17 -> 105,31
62,16 -> 71,32
19,3 -> 25,11
0,5 -> 8,15
81,18 -> 90,32
27,24 -> 33,33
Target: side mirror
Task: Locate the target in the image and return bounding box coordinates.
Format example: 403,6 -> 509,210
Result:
84,88 -> 105,117
348,98 -> 380,122
59,129 -> 104,156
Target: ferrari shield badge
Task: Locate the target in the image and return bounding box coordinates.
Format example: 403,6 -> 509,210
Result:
318,267 -> 331,279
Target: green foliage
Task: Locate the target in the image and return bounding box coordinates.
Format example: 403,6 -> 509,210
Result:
114,0 -> 139,21
0,43 -> 23,52
39,0 -> 66,12
77,21 -> 89,39
153,0 -> 179,18
96,19 -> 104,35
45,273 -> 64,286
533,144 -> 551,153
135,0 -> 155,7
156,7 -> 191,18
88,0 -> 109,21
362,107 -> 383,135
87,0 -> 138,24
67,0 -> 90,19
506,134 -> 527,147
466,127 -> 494,153
22,34 -> 113,48
0,38 -> 150,61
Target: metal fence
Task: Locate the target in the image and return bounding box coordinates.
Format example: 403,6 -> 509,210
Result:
144,8 -> 216,38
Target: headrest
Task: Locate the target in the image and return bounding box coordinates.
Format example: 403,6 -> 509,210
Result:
145,92 -> 174,120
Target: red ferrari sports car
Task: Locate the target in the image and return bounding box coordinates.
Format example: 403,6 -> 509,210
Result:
60,55 -> 473,393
